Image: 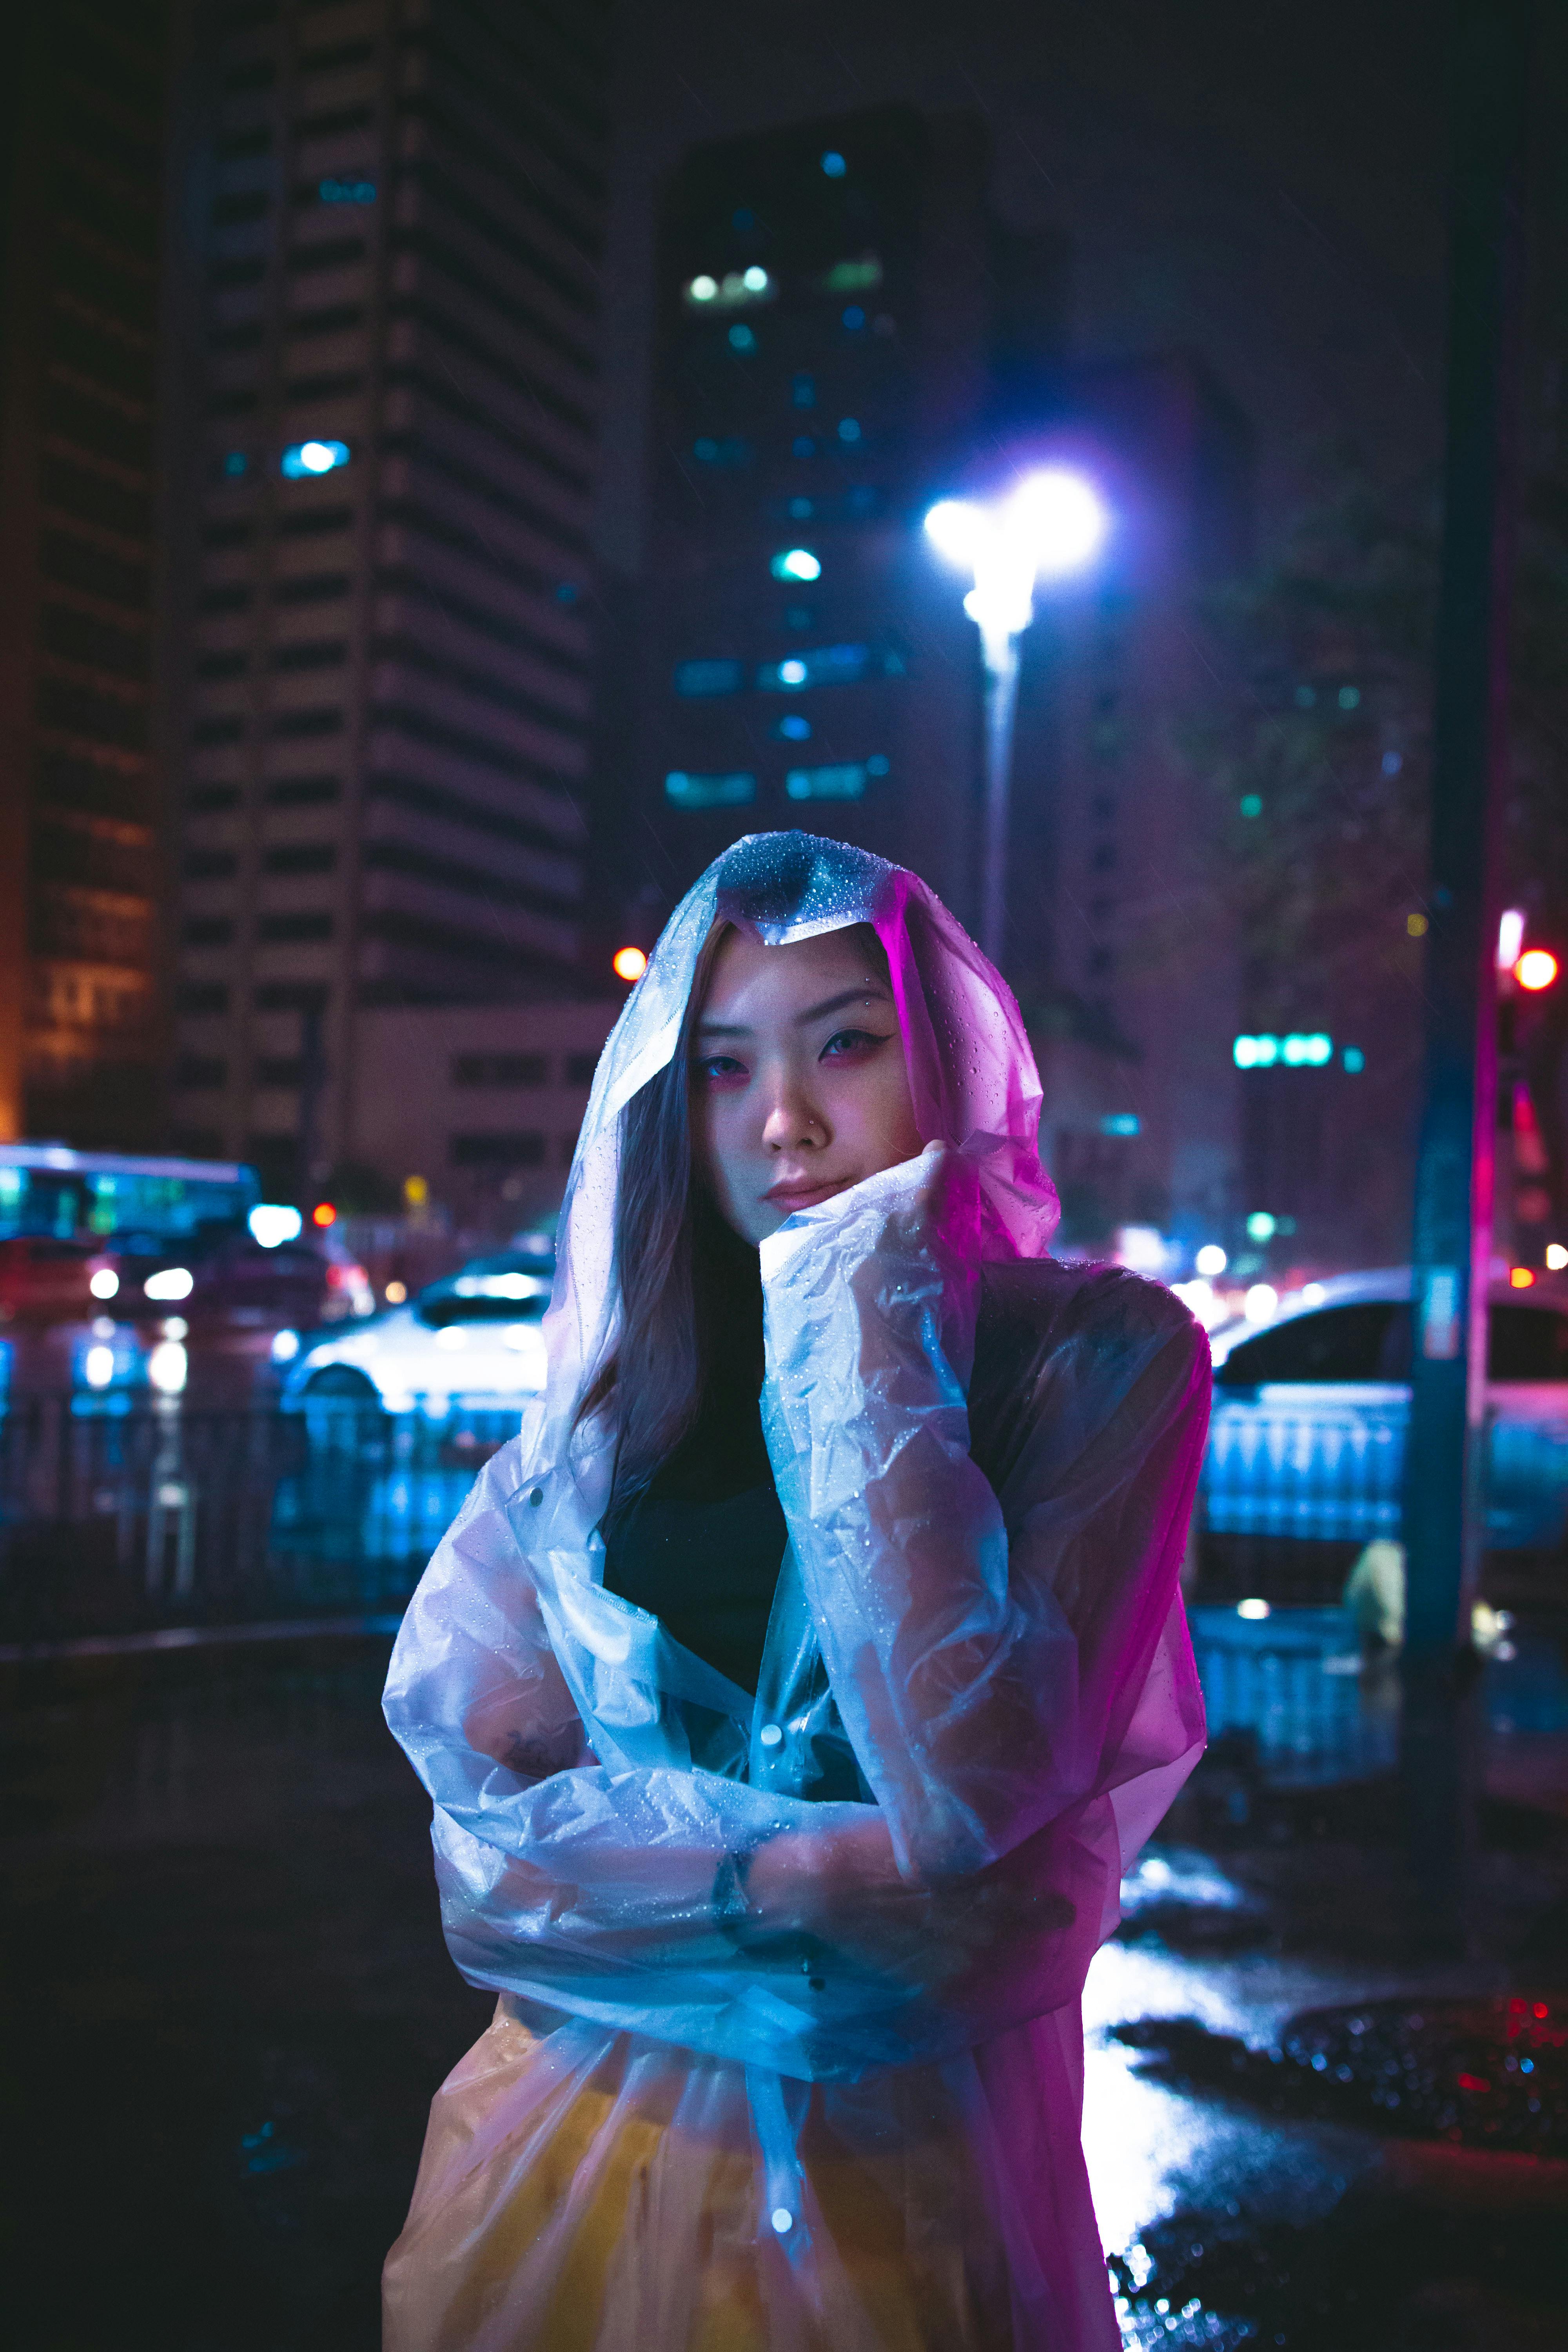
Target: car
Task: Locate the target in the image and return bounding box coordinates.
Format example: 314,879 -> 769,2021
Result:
1200,1269 -> 1568,1601
91,1225 -> 374,1328
279,1251 -> 551,1413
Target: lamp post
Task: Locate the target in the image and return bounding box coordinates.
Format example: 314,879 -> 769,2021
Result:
924,469 -> 1108,966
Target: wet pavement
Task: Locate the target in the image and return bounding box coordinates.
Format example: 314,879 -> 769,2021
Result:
3,1624 -> 1568,2349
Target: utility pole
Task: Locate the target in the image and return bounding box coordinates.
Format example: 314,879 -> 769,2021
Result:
1400,0 -> 1532,1951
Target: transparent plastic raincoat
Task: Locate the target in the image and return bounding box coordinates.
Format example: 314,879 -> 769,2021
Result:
383,833 -> 1209,2350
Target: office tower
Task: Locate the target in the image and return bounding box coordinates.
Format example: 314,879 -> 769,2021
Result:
0,4 -> 171,1148
638,105 -> 1066,934
166,0 -> 606,1197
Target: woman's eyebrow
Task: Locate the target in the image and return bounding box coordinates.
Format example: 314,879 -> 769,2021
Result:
793,984 -> 891,1026
696,984 -> 890,1038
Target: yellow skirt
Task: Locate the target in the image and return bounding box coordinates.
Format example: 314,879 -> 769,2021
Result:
383,2002 -> 1022,2352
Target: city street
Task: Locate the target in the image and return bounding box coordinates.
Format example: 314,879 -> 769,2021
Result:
4,1621 -> 1566,2350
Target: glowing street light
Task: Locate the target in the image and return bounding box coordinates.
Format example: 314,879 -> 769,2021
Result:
1516,947 -> 1559,993
613,945 -> 649,983
924,468 -> 1109,964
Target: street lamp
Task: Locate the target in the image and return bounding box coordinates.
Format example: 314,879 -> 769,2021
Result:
924,468 -> 1109,965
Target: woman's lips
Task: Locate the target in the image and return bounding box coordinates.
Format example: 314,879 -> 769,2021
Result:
763,1176 -> 852,1211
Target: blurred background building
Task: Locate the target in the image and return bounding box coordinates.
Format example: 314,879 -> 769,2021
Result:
626,105 -> 1065,926
161,0 -> 608,1204
0,2 -> 172,1152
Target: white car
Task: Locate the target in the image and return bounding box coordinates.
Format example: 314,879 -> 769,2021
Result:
279,1254 -> 550,1412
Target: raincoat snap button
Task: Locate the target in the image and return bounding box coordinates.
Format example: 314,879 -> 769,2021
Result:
770,2207 -> 793,2234
528,1488 -> 543,1506
759,1722 -> 783,1748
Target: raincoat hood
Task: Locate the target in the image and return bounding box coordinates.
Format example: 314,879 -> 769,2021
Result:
543,830 -> 1059,1479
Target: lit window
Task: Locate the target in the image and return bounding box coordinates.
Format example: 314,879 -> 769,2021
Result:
770,547 -> 820,582
837,417 -> 861,443
821,256 -> 883,294
821,151 -> 847,177
729,324 -> 756,352
1239,793 -> 1263,817
1100,1114 -> 1140,1136
685,268 -> 774,312
757,642 -> 869,691
319,176 -> 376,203
778,715 -> 811,741
785,762 -> 869,802
1342,1046 -> 1365,1072
665,770 -> 756,809
281,438 -> 350,477
674,658 -> 744,697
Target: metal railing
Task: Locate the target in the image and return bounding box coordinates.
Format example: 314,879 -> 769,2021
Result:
0,1394 -> 517,1643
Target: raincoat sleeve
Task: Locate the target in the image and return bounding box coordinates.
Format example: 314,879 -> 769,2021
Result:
760,1147 -> 1210,1887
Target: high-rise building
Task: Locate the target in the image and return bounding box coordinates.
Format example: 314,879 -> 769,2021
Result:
635,105 -> 1066,935
165,0 -> 607,1197
0,4 -> 172,1148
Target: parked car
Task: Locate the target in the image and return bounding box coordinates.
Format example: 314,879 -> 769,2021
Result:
1200,1269 -> 1568,1598
279,1252 -> 550,1413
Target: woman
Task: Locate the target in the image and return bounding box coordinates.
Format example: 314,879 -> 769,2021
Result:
383,831 -> 1209,2350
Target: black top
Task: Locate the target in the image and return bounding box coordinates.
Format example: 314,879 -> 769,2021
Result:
601,1364 -> 787,1693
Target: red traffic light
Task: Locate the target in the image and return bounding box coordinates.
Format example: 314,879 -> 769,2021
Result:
1515,949 -> 1560,993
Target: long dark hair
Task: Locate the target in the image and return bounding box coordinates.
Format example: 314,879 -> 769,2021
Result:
578,924 -> 764,1521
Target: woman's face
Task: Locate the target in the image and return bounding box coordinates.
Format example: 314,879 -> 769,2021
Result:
693,923 -> 926,1245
